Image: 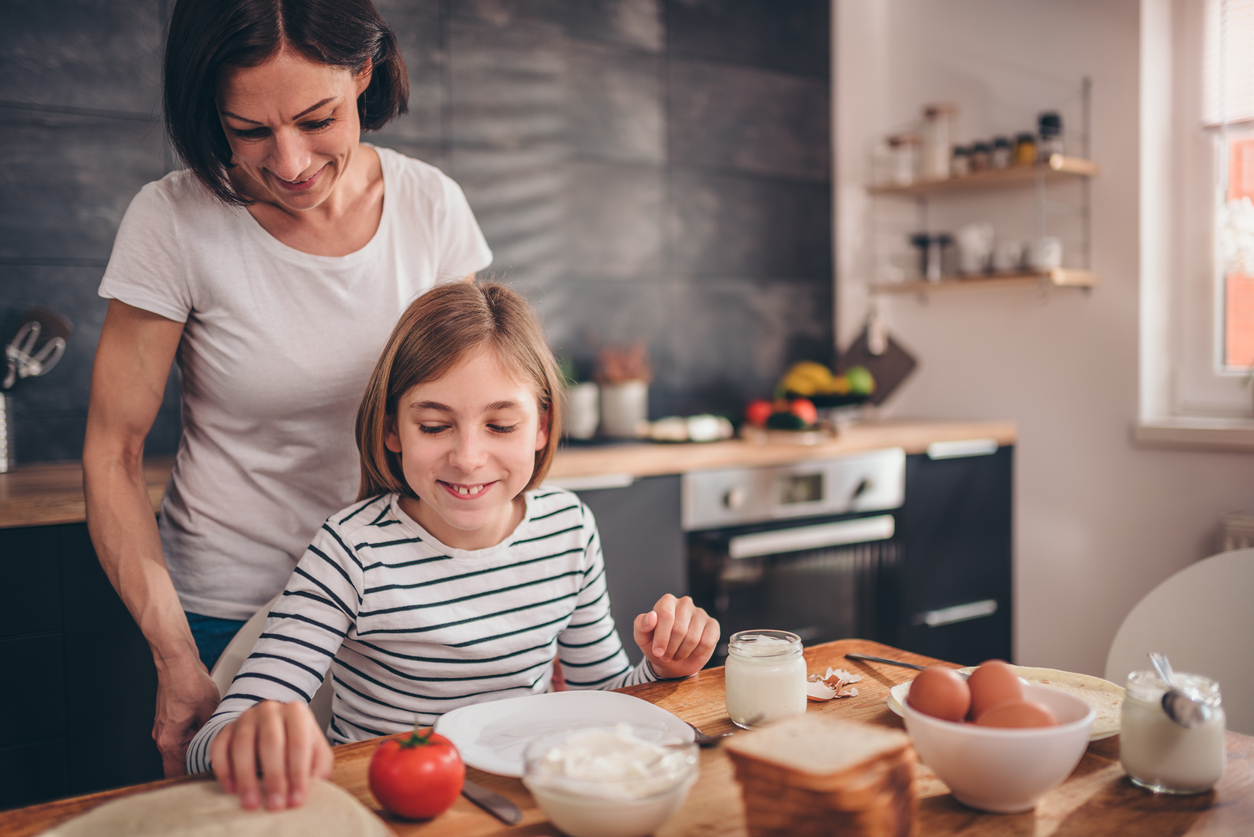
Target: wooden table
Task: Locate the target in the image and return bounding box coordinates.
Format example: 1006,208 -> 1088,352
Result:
3,639 -> 1250,836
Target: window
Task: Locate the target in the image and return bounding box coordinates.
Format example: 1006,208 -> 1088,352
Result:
1206,0 -> 1254,372
1140,0 -> 1254,432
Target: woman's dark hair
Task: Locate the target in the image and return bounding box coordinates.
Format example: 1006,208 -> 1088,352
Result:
163,0 -> 409,205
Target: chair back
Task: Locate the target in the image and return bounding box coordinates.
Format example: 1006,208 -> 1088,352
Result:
209,595 -> 335,736
1105,547 -> 1254,735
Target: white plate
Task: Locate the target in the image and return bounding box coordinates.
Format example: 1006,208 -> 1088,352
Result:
434,691 -> 695,777
886,666 -> 1124,741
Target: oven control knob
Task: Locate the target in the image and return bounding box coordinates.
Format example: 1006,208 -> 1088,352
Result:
723,487 -> 746,511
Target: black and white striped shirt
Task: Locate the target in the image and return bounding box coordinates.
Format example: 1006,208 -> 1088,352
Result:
186,488 -> 657,774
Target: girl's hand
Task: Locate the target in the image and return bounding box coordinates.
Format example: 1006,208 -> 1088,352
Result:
210,700 -> 333,810
633,594 -> 720,679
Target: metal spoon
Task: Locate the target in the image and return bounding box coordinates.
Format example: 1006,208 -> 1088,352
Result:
1148,652 -> 1213,729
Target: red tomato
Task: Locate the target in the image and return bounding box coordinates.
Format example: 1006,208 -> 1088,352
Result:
788,398 -> 818,426
368,726 -> 465,820
744,399 -> 775,427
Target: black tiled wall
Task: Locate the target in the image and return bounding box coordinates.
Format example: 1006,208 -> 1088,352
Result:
0,0 -> 830,464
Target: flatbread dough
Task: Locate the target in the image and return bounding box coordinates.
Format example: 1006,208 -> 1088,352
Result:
1009,666 -> 1124,739
40,779 -> 393,837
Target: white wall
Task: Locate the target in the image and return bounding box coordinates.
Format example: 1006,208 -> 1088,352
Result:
834,0 -> 1254,677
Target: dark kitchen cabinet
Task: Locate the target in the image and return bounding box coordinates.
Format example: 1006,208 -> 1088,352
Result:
896,445 -> 1014,666
0,524 -> 161,812
571,474 -> 687,666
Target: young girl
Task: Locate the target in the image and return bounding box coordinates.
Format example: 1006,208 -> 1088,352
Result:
185,283 -> 719,810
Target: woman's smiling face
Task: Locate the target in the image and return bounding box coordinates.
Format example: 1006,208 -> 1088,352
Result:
385,345 -> 550,551
216,48 -> 371,212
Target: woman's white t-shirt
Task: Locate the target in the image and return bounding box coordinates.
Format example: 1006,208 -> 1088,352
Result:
98,146 -> 493,620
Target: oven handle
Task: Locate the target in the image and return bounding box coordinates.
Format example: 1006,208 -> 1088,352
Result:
727,515 -> 895,560
913,599 -> 999,628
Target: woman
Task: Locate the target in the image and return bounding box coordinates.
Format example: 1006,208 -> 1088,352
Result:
82,0 -> 491,778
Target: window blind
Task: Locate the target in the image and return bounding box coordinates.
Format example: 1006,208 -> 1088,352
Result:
1204,0 -> 1254,127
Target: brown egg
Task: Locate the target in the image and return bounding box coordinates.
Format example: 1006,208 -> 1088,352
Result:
966,660 -> 1025,721
906,667 -> 971,722
975,700 -> 1059,728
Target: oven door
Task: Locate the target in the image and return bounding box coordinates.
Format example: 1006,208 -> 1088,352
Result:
688,511 -> 903,663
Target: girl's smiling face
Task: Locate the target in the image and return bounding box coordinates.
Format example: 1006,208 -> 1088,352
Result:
385,345 -> 549,550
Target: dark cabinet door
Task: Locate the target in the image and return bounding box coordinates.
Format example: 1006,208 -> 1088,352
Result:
572,475 -> 686,665
0,523 -> 162,812
899,446 -> 1013,666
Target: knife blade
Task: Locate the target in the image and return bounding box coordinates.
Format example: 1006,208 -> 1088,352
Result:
844,652 -> 969,678
462,778 -> 522,825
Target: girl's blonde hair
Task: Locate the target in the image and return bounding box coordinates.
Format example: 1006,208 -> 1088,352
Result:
356,282 -> 564,501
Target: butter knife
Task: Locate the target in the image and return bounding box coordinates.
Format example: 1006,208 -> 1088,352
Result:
844,652 -> 969,678
462,778 -> 522,825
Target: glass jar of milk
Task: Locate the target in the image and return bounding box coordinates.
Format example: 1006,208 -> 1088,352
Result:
1120,669 -> 1225,794
724,630 -> 807,729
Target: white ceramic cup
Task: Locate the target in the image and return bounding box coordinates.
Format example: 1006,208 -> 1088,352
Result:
565,382 -> 600,440
992,240 -> 1025,273
1029,236 -> 1063,271
956,223 -> 994,275
599,380 -> 648,438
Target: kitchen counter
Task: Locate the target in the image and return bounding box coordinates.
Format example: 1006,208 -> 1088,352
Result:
0,419 -> 1016,529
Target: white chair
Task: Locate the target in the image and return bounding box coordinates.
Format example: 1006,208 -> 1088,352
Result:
1105,547 -> 1254,735
209,595 -> 335,737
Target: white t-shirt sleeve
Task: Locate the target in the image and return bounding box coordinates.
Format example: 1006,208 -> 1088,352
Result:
98,180 -> 193,323
432,169 -> 493,282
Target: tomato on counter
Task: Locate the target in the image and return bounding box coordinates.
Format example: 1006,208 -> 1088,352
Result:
788,398 -> 818,426
368,725 -> 465,820
743,399 -> 775,428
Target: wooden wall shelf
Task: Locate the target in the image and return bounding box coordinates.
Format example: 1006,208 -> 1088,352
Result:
867,154 -> 1100,197
868,269 -> 1099,295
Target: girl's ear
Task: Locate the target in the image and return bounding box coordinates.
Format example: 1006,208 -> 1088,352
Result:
384,415 -> 403,453
534,408 -> 550,452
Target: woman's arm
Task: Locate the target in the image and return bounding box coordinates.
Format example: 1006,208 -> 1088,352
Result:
83,299 -> 219,778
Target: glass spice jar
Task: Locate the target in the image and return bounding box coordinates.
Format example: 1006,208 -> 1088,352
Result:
724,630 -> 807,729
1120,669 -> 1226,794
1015,133 -> 1037,166
1038,111 -> 1064,160
921,103 -> 958,181
951,145 -> 971,178
991,136 -> 1013,169
969,141 -> 991,172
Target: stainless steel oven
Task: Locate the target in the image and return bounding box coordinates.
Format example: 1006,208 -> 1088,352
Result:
684,449 -> 906,663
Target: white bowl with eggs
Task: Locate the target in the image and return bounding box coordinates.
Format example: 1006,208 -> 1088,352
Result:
521,725 -> 699,837
902,682 -> 1095,813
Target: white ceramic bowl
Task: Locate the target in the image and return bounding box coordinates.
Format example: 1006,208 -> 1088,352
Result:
521,726 -> 699,837
901,682 -> 1095,813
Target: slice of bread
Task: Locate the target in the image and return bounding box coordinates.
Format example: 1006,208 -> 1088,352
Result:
724,714 -> 911,781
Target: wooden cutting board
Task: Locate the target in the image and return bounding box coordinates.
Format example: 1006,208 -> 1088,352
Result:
838,325 -> 918,407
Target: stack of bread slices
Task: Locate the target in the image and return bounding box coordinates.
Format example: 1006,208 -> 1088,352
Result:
723,715 -> 917,837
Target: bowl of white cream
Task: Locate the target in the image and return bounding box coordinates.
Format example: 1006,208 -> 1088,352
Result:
521,724 -> 699,837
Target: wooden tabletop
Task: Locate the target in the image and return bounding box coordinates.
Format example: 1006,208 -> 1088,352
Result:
0,419 -> 1016,529
2,638 -> 1249,837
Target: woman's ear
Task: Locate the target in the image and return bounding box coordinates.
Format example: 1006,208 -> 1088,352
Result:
384,416 -> 402,453
355,59 -> 374,96
534,408 -> 550,452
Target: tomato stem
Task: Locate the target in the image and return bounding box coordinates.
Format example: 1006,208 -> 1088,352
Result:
398,718 -> 433,749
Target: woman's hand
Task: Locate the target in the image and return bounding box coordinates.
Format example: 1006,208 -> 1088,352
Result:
153,662 -> 221,777
210,701 -> 334,810
633,594 -> 719,679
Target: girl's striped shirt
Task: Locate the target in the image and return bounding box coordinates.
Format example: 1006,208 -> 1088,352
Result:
186,488 -> 657,773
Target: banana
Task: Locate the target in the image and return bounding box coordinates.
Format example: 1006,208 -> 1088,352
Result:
779,361 -> 834,396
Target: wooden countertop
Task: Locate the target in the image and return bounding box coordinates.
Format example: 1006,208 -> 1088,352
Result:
0,419 -> 1016,530
3,638 -> 1250,837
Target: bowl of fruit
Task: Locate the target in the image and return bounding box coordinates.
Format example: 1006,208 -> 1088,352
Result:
740,362 -> 876,442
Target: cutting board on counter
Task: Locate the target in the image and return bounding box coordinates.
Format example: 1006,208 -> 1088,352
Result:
838,324 -> 918,406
